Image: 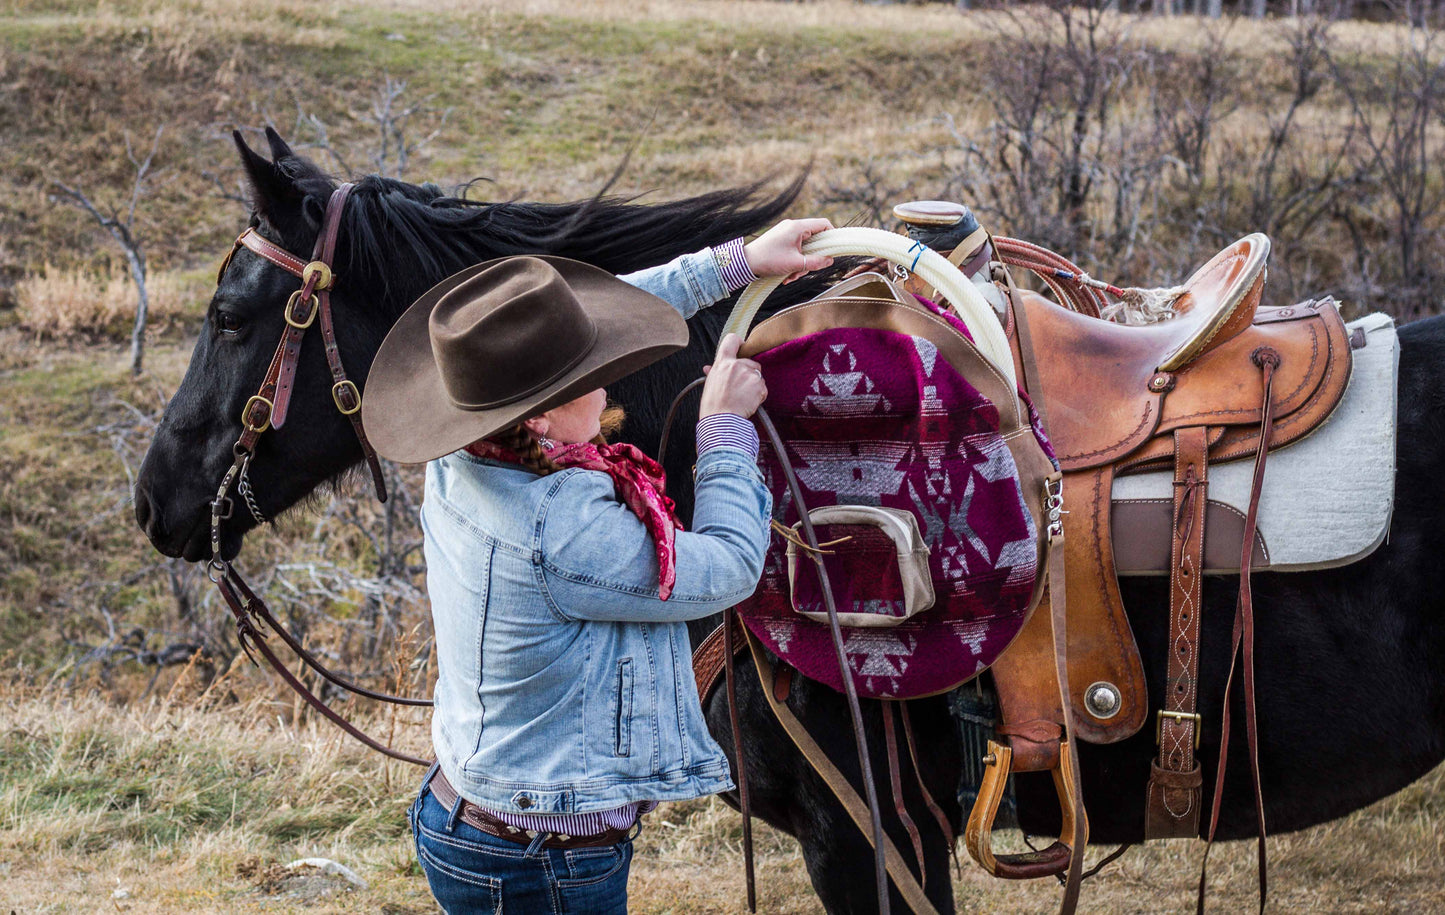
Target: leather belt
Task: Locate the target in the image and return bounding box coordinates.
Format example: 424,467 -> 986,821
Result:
426,769 -> 632,850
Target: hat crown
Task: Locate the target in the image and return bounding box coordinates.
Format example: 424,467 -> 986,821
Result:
430,258 -> 599,410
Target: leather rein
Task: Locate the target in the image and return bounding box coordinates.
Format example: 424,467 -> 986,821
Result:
207,183 -> 433,768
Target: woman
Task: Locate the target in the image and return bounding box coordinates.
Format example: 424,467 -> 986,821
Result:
362,219 -> 833,913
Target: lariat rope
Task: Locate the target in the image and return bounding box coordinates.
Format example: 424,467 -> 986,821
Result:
992,237 -> 1186,325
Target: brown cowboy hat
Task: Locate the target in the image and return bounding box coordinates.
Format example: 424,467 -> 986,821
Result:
362,255 -> 689,464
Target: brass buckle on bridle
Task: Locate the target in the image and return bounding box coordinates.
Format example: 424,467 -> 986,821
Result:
1155,709 -> 1203,749
285,290 -> 319,329
241,394 -> 275,433
331,380 -> 362,416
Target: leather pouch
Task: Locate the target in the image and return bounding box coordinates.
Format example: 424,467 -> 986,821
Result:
787,505 -> 934,627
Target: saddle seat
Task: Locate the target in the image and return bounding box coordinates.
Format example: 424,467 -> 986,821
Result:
894,200 -> 1270,375
1019,286 -> 1349,473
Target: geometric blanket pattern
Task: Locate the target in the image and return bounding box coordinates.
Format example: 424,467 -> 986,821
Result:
735,321 -> 1042,699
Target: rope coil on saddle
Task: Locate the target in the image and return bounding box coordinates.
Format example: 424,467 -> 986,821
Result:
993,237 -> 1187,325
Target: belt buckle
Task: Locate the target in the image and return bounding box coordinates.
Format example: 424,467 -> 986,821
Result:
331,379 -> 362,415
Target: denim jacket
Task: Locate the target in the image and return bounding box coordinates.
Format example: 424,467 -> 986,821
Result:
423,249 -> 770,814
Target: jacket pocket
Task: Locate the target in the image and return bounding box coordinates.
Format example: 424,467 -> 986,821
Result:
613,657 -> 634,757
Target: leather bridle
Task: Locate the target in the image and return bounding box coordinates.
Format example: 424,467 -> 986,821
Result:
207,183 -> 432,768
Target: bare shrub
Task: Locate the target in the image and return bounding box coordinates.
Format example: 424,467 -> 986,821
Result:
1329,19 -> 1445,318
819,159 -> 917,226
50,126 -> 169,374
1150,16 -> 1359,303
1147,20 -> 1243,255
933,2 -> 1177,280
906,8 -> 1431,312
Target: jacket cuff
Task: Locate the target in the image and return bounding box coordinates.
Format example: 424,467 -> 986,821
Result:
693,444 -> 763,482
680,249 -> 730,309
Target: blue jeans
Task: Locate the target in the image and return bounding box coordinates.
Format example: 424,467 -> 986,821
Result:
409,768 -> 634,914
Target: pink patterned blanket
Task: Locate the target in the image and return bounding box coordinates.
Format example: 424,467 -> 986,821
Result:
736,302 -> 1051,700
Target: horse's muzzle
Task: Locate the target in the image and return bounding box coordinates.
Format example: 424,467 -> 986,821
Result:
134,480 -> 218,561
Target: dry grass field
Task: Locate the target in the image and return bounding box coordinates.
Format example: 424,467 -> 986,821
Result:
0,682 -> 1439,907
3,680 -> 1444,914
3,1 -> 1445,912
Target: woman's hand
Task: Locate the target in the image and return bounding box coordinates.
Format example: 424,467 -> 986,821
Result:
744,218 -> 835,284
699,333 -> 767,419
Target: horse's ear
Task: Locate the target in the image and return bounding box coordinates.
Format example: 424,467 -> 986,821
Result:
264,126 -> 295,162
233,129 -> 306,233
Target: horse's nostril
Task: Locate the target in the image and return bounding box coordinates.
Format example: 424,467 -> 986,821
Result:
134,488 -> 150,527
134,483 -> 159,537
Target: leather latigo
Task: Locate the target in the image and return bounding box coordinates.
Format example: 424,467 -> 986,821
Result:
1145,426 -> 1210,839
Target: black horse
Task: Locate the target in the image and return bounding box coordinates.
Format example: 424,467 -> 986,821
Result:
135,131 -> 1445,912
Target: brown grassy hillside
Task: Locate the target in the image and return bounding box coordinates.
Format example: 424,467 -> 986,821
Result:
4,1 -> 1442,312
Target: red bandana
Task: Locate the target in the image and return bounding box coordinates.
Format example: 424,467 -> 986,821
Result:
465,439 -> 684,600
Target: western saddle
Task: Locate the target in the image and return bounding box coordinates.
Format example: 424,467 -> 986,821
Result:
691,201 -> 1352,913
909,202 -> 1350,893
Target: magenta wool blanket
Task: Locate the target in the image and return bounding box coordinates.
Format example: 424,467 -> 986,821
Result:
736,304 -> 1047,699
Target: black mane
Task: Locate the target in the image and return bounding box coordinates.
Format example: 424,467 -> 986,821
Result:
329,170 -> 812,312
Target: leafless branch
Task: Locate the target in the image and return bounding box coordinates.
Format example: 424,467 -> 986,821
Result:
50,126 -> 165,375
369,74 -> 452,179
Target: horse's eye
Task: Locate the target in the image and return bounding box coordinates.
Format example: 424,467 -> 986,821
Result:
216,312 -> 243,335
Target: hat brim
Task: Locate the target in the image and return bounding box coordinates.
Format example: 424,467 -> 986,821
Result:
362,256 -> 690,464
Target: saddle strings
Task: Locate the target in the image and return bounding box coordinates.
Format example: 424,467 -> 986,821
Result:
769,519 -> 852,555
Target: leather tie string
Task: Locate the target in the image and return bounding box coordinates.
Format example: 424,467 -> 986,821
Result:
1199,347 -> 1279,914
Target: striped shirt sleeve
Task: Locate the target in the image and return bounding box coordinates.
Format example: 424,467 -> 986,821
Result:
712,237 -> 760,293
696,412 -> 759,459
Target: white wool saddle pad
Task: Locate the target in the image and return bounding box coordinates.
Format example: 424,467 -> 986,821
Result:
1112,312 -> 1397,575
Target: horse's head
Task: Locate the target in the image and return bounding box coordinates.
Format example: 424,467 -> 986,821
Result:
135,129 -> 812,560
135,129 -> 395,560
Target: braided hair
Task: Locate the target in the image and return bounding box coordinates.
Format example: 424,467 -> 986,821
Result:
488,423 -> 564,476
486,404 -> 627,477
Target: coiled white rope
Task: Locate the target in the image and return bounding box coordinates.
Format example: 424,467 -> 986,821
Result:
721,227 -> 1017,393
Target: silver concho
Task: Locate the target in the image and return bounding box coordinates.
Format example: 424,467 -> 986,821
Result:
1084,681 -> 1121,719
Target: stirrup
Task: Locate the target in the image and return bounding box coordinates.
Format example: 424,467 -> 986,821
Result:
964,738 -> 1088,880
